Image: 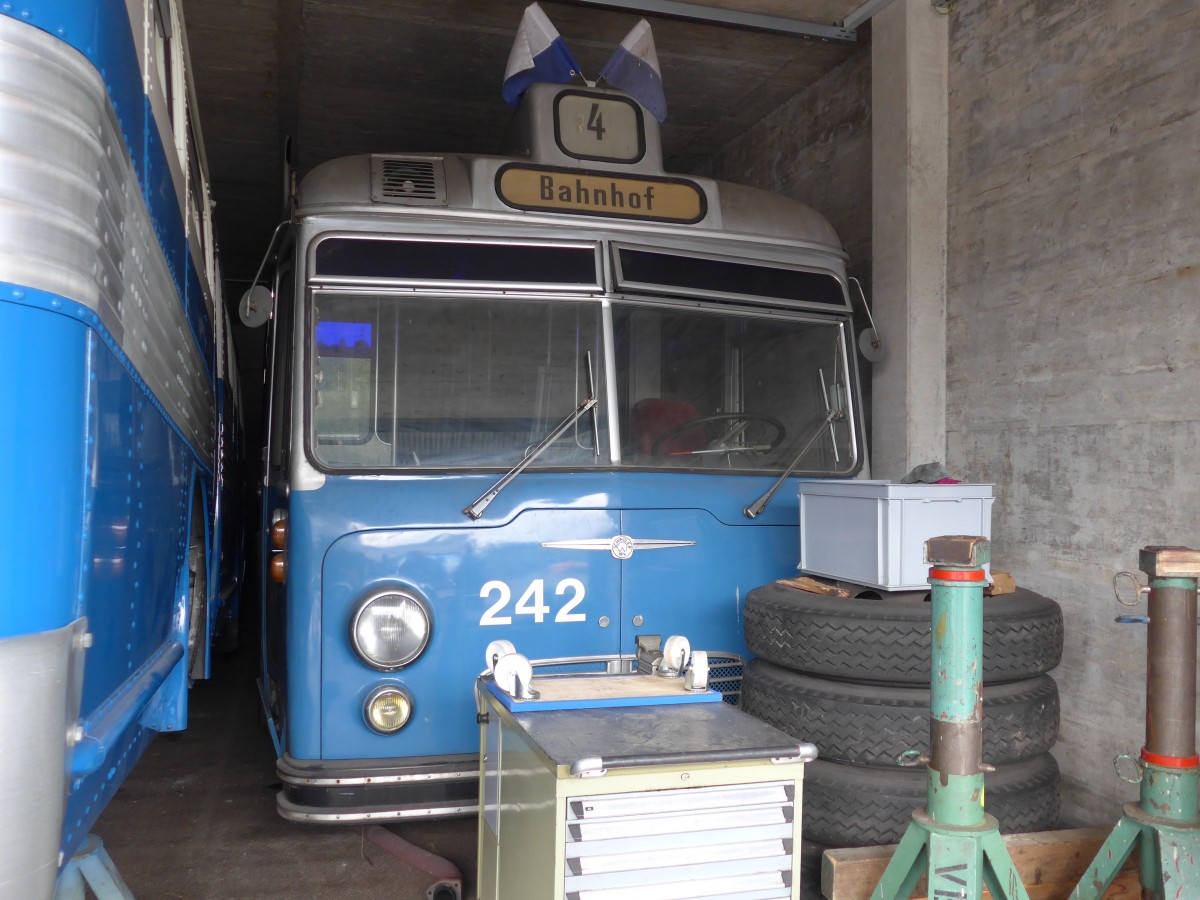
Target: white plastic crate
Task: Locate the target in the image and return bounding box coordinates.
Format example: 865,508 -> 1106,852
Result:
797,480 -> 994,591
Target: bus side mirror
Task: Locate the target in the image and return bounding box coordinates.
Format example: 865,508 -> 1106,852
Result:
238,285 -> 272,328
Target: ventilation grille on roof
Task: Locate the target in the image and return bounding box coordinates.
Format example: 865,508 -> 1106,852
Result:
371,155 -> 447,206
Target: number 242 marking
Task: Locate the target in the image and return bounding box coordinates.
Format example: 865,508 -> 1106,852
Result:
479,578 -> 586,626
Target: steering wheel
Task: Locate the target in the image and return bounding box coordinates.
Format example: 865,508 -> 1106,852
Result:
651,413 -> 786,458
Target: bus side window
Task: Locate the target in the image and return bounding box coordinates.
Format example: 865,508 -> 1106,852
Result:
313,310 -> 375,445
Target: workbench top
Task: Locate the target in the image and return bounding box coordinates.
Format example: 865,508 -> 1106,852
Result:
510,699 -> 816,772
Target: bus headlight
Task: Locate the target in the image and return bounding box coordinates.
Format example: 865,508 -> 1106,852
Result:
350,588 -> 431,670
364,686 -> 413,734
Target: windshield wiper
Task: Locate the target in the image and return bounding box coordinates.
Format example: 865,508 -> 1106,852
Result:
743,406 -> 844,519
464,351 -> 598,520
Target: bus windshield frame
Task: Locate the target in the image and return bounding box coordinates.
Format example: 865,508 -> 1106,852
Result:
305,284 -> 861,478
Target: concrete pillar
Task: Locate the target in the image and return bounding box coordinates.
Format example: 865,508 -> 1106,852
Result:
870,0 -> 949,479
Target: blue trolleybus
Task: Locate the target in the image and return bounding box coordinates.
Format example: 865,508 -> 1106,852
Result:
0,1 -> 240,894
248,80 -> 865,823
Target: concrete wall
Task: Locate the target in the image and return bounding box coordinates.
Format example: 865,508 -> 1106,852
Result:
948,0 -> 1200,824
705,0 -> 1199,826
696,46 -> 873,289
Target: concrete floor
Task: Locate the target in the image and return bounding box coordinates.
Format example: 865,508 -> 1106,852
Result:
93,646 -> 478,899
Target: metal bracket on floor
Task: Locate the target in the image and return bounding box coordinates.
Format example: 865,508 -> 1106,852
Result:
54,835 -> 136,900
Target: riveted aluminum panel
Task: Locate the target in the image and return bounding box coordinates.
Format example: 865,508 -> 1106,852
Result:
0,16 -> 214,459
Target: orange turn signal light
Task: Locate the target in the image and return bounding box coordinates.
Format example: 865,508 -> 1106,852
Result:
270,516 -> 288,551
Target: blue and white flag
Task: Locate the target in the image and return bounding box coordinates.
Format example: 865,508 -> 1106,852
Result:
502,3 -> 582,107
598,19 -> 666,122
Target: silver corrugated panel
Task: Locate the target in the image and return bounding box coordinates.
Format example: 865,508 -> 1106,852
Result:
564,781 -> 795,900
0,16 -> 214,459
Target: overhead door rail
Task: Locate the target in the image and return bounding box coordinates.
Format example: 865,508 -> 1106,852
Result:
563,0 -> 947,41
564,0 -> 858,42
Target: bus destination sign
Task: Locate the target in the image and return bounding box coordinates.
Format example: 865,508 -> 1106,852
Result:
554,92 -> 644,163
496,164 -> 706,224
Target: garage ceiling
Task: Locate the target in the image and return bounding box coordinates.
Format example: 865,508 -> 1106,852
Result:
181,0 -> 869,283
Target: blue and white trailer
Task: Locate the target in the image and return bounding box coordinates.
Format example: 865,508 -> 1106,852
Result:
0,1 -> 240,895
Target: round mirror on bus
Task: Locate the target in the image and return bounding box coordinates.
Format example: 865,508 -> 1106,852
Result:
238,284 -> 272,328
858,327 -> 885,363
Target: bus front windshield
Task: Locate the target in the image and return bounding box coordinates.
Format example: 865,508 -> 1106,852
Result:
310,292 -> 856,475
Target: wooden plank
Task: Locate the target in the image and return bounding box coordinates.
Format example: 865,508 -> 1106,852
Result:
821,828 -> 1140,899
777,575 -> 851,597
529,674 -> 698,702
986,571 -> 1017,596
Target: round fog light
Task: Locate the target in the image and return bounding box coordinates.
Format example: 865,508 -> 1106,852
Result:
351,589 -> 431,670
365,686 -> 412,734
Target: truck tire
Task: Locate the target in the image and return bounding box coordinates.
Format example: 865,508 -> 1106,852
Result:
744,583 -> 1063,685
802,754 -> 1060,848
742,659 -> 1059,766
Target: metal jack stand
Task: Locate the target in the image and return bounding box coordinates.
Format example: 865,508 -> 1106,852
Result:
54,835 -> 136,900
871,536 -> 1030,900
1070,545 -> 1200,900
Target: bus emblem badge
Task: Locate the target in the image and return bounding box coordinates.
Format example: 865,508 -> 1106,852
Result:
541,537 -> 696,558
611,535 -> 635,559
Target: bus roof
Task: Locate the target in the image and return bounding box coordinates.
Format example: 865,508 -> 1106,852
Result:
293,83 -> 845,257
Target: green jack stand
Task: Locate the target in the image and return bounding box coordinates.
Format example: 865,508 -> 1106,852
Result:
1070,546 -> 1200,900
871,536 -> 1030,900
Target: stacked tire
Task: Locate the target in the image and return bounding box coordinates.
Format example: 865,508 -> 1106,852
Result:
741,582 -> 1064,895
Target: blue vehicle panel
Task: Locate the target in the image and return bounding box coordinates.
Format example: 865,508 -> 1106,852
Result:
320,509 -> 623,759
309,498 -> 798,762
0,301 -> 89,638
619,507 -> 798,652
76,331 -> 192,715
